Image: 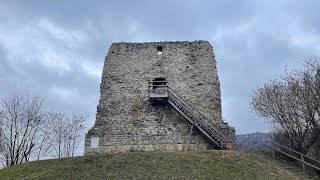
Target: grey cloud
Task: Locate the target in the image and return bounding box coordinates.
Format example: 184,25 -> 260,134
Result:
1,1 -> 320,134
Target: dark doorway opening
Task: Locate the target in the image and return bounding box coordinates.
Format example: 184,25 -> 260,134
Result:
157,46 -> 163,55
157,46 -> 162,52
149,78 -> 168,105
152,78 -> 167,89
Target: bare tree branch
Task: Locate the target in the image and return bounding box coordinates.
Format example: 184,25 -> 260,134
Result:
250,58 -> 320,158
0,87 -> 87,168
0,88 -> 46,167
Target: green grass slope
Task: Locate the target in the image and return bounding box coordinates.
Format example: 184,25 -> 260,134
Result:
0,150 -> 299,180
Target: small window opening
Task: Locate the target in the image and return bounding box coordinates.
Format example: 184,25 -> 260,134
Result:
157,46 -> 163,55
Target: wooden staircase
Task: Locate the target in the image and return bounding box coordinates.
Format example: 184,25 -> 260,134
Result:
148,81 -> 230,149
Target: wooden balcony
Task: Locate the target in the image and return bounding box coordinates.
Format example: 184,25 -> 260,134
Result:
148,81 -> 168,104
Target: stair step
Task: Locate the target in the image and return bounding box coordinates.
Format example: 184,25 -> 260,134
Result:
167,92 -> 227,149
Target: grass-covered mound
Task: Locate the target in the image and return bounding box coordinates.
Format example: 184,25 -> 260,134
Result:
0,150 -> 298,180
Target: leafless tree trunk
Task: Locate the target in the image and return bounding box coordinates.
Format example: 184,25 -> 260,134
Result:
65,115 -> 86,157
47,112 -> 65,158
46,113 -> 86,158
250,58 -> 320,157
0,87 -> 87,167
0,88 -> 46,167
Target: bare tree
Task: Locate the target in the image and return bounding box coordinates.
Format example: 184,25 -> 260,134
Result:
0,87 -> 87,167
0,88 -> 46,167
65,114 -> 86,157
250,58 -> 320,157
46,113 -> 86,158
46,112 -> 65,158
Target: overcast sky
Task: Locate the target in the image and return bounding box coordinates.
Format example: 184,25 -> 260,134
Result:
1,1 -> 319,135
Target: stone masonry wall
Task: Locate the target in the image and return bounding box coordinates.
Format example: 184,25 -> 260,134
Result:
85,40 -> 235,154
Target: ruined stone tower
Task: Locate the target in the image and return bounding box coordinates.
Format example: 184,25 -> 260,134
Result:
85,40 -> 235,154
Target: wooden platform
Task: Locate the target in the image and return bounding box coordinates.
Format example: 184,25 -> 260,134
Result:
148,81 -> 168,104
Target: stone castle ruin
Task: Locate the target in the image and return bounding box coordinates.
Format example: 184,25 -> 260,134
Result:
85,40 -> 235,154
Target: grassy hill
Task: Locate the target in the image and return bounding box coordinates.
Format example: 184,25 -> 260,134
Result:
0,150 -> 300,180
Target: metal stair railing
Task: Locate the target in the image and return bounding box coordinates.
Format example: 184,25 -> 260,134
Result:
268,141 -> 320,171
166,87 -> 228,149
167,87 -> 228,141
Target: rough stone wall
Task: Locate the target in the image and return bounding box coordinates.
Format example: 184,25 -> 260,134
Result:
85,40 -> 234,154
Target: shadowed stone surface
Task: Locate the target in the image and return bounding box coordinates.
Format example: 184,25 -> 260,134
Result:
85,40 -> 235,154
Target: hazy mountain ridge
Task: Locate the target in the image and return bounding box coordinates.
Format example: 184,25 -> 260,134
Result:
236,132 -> 271,150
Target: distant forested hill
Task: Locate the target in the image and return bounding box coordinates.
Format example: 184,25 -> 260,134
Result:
236,132 -> 271,150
